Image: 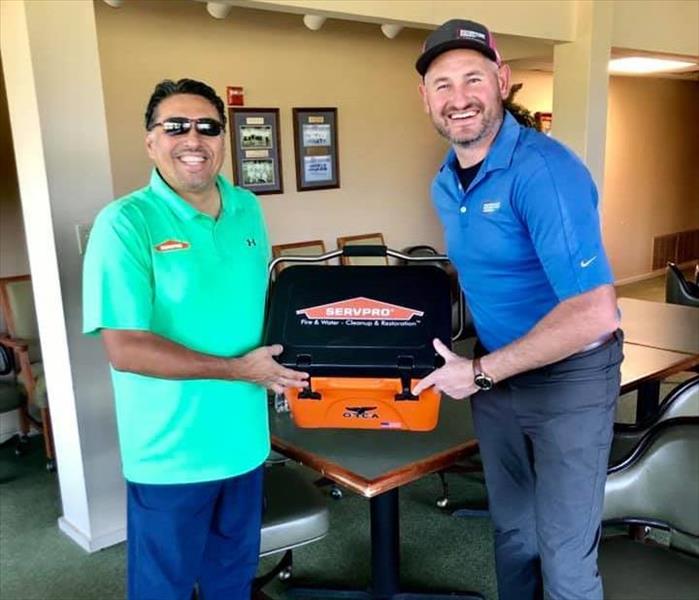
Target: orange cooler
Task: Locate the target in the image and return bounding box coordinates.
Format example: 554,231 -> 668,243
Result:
286,377 -> 442,431
264,255 -> 452,432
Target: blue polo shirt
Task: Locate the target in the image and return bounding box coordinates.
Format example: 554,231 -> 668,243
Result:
432,112 -> 614,352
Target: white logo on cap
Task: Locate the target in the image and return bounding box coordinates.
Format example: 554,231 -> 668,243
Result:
459,29 -> 486,41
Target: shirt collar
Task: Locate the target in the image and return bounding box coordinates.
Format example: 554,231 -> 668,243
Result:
441,110 -> 521,176
148,169 -> 240,222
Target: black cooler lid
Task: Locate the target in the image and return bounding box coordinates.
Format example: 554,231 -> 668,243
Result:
264,265 -> 452,378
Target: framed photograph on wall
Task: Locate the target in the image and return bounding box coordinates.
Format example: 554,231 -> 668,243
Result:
229,108 -> 283,194
292,107 -> 340,192
535,112 -> 552,136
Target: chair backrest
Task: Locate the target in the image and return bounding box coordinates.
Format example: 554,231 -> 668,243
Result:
659,376 -> 699,421
665,262 -> 699,307
271,240 -> 327,273
0,276 -> 41,363
610,378 -> 699,467
337,232 -> 388,266
604,418 -> 699,555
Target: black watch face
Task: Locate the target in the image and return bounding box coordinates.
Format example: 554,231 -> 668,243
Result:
475,373 -> 493,391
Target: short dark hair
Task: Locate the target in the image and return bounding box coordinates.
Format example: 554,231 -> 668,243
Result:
144,78 -> 226,130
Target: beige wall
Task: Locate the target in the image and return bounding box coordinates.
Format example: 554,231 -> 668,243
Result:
232,0 -> 699,56
512,69 -> 699,280
612,0 -> 699,57
510,69 -> 553,113
95,0 -> 448,253
603,76 -> 699,280
229,0 -> 577,41
95,1 -> 699,278
0,53 -> 29,280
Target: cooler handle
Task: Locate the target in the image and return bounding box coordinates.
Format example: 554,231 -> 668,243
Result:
341,244 -> 387,257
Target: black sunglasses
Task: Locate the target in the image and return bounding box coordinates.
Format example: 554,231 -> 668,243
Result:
149,117 -> 224,137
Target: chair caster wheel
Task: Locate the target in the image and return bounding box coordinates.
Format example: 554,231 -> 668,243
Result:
436,497 -> 449,509
13,435 -> 29,456
330,486 -> 343,500
46,460 -> 56,472
278,567 -> 292,581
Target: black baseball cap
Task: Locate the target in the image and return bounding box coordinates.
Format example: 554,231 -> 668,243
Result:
416,19 -> 501,76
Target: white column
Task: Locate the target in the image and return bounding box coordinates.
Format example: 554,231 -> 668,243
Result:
1,0 -> 125,551
551,0 -> 613,198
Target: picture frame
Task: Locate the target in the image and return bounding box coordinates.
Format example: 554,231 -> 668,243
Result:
229,108 -> 283,195
535,112 -> 552,136
292,107 -> 340,192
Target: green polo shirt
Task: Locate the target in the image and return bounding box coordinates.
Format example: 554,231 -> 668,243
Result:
83,169 -> 271,484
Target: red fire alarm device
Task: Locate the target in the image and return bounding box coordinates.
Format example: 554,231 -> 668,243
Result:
226,86 -> 244,106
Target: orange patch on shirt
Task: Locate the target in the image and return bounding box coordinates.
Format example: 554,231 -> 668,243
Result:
155,240 -> 191,252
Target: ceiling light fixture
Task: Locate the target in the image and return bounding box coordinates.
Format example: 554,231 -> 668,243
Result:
206,2 -> 233,19
609,57 -> 697,74
381,24 -> 403,39
303,15 -> 326,31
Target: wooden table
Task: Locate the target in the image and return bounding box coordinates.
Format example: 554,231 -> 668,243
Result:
620,343 -> 698,392
620,343 -> 699,420
619,297 -> 699,355
270,398 -> 482,599
618,298 -> 699,419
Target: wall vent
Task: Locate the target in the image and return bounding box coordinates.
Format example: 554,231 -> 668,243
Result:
652,228 -> 699,270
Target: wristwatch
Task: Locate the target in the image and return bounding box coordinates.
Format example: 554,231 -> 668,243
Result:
472,357 -> 494,391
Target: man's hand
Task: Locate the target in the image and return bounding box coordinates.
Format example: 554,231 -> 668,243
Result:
232,344 -> 309,394
411,338 -> 477,400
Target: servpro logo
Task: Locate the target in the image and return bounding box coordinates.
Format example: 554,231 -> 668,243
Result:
155,239 -> 191,252
296,297 -> 423,321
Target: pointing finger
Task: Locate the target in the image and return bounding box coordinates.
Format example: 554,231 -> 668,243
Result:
433,338 -> 455,361
412,372 -> 436,396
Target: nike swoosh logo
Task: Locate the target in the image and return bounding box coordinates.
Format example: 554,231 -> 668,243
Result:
580,256 -> 597,268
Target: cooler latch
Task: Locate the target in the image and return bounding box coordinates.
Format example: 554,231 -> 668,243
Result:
395,355 -> 418,401
296,354 -> 321,400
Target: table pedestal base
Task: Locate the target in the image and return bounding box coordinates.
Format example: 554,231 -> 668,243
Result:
287,489 -> 483,600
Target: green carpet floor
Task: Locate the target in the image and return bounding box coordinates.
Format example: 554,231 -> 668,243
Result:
0,436 -> 496,600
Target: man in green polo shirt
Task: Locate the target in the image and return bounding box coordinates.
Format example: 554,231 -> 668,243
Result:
83,78 -> 308,600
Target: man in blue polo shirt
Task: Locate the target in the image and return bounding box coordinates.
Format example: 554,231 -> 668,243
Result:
412,20 -> 623,600
83,79 -> 308,599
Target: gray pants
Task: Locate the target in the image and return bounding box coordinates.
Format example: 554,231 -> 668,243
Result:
472,331 -> 623,600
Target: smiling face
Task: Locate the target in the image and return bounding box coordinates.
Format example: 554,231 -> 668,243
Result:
145,93 -> 225,200
419,49 -> 510,153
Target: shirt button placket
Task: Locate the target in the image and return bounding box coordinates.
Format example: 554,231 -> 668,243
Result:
458,183 -> 468,227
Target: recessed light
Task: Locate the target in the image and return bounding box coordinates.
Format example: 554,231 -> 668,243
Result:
609,57 -> 697,74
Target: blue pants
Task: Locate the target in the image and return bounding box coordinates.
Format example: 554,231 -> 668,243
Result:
472,332 -> 623,600
126,466 -> 264,600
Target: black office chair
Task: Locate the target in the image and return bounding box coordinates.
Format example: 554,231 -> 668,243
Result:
665,262 -> 699,308
600,417 -> 699,599
0,342 -> 30,460
609,376 -> 699,466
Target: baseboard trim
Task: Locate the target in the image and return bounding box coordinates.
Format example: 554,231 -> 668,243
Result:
58,516 -> 126,553
615,260 -> 696,286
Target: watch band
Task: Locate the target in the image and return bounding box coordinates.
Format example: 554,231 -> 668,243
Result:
472,356 -> 495,390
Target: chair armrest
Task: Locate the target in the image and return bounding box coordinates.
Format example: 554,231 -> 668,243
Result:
0,334 -> 30,352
